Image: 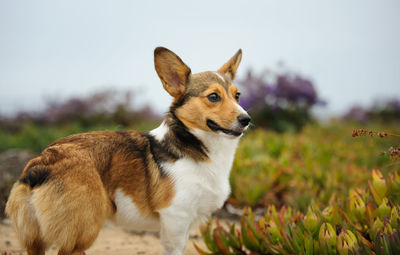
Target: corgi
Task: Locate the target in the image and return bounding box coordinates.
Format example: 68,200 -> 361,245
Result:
5,47 -> 250,255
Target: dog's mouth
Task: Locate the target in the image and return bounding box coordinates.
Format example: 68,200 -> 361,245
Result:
206,119 -> 243,137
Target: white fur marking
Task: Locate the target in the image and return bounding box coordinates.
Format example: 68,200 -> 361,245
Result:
235,103 -> 247,115
111,189 -> 160,231
149,121 -> 169,142
158,129 -> 240,224
147,112 -> 247,255
214,72 -> 225,83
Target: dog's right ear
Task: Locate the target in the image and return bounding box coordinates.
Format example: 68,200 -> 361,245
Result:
154,47 -> 191,99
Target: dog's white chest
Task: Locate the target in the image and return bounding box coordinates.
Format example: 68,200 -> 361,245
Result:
159,130 -> 239,221
110,189 -> 160,231
149,125 -> 241,228
161,158 -> 231,219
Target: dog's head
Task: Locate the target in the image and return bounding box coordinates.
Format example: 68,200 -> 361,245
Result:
154,47 -> 250,138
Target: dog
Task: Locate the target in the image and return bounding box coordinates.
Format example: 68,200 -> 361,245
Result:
6,47 -> 250,255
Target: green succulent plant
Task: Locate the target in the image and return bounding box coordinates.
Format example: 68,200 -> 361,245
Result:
197,170 -> 400,255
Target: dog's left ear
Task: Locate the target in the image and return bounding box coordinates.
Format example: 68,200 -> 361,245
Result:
154,47 -> 191,99
218,49 -> 242,80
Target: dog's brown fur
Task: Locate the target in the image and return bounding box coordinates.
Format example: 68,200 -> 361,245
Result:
6,131 -> 175,254
6,47 -> 245,255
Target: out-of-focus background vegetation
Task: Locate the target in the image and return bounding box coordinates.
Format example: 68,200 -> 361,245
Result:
1,66 -> 399,215
1,0 -> 399,254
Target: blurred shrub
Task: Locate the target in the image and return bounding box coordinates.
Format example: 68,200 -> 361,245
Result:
238,69 -> 325,132
0,89 -> 159,131
0,89 -> 160,152
197,169 -> 400,255
344,99 -> 400,123
0,150 -> 35,218
229,123 -> 398,211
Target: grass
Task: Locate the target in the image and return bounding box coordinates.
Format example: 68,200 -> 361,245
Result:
0,120 -> 159,153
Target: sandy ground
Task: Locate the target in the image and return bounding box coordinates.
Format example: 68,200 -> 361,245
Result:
0,219 -> 207,255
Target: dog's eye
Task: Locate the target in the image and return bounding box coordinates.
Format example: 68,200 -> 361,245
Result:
235,92 -> 240,102
207,93 -> 220,103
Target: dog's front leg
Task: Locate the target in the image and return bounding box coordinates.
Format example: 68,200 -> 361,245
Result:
159,212 -> 191,255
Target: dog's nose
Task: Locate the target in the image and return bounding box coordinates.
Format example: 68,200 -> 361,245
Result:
237,114 -> 251,127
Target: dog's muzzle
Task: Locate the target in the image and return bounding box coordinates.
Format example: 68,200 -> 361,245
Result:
207,114 -> 251,137
237,114 -> 251,128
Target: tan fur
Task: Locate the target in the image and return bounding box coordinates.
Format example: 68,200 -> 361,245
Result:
154,47 -> 191,99
6,183 -> 46,255
218,49 -> 242,79
176,82 -> 241,132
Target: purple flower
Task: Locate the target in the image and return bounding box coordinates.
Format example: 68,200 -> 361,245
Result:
238,69 -> 324,111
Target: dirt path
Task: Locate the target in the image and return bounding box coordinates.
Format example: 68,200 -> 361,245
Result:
0,219 -> 206,255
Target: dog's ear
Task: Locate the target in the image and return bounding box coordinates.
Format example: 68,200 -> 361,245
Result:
154,47 -> 191,98
218,49 -> 242,80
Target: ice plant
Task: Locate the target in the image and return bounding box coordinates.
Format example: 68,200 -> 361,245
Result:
197,170 -> 400,255
319,223 -> 337,252
303,208 -> 320,234
388,172 -> 400,204
372,170 -> 388,200
390,206 -> 399,228
337,230 -> 358,255
376,198 -> 391,219
370,217 -> 384,240
349,189 -> 366,222
322,205 -> 341,226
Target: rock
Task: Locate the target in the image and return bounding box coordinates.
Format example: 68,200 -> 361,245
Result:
0,149 -> 36,219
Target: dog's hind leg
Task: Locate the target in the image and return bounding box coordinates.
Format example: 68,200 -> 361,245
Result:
5,183 -> 47,255
31,167 -> 112,255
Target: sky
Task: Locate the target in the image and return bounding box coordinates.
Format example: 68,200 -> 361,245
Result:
0,0 -> 399,116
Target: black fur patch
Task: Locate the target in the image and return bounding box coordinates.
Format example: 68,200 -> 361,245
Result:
116,130 -> 154,208
143,133 -> 179,177
20,168 -> 51,189
169,94 -> 191,114
167,111 -> 209,161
